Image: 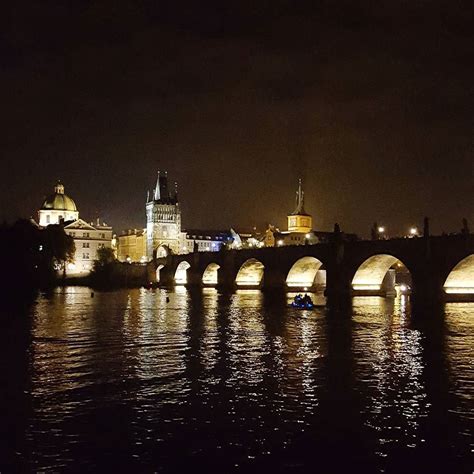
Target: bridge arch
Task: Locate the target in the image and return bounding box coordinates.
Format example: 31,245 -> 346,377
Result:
156,264 -> 164,283
202,263 -> 220,285
352,254 -> 410,295
174,261 -> 191,285
235,258 -> 264,287
286,256 -> 324,289
444,254 -> 474,295
155,244 -> 169,259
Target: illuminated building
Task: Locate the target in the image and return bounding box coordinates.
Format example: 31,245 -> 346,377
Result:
38,182 -> 113,275
144,171 -> 232,260
146,171 -> 181,258
38,181 -> 79,226
117,229 -> 147,262
64,219 -> 113,274
287,179 -> 312,233
264,179 -> 318,247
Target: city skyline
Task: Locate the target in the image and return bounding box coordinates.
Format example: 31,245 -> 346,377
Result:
2,1 -> 473,235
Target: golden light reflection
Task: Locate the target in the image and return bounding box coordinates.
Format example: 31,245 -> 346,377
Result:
352,299 -> 427,459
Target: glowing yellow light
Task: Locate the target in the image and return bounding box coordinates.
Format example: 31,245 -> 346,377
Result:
378,226 -> 385,233
277,240 -> 284,246
409,227 -> 418,235
353,284 -> 381,291
444,287 -> 474,294
305,233 -> 311,239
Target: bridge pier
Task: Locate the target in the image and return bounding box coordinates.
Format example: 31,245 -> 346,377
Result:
324,267 -> 352,307
186,268 -> 203,287
262,268 -> 287,291
411,272 -> 445,308
159,266 -> 175,287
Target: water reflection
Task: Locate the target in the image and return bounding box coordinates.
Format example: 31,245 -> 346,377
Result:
0,287 -> 471,472
352,297 -> 428,467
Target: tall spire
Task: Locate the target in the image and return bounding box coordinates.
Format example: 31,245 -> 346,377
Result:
292,178 -> 307,215
154,171 -> 161,201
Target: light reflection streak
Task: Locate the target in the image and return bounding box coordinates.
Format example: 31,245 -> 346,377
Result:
352,297 -> 428,462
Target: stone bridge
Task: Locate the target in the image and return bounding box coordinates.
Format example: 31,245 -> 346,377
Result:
148,232 -> 474,305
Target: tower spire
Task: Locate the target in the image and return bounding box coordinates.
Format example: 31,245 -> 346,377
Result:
154,171 -> 161,201
292,178 -> 306,215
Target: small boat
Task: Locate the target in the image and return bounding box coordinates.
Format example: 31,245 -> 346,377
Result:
290,294 -> 315,309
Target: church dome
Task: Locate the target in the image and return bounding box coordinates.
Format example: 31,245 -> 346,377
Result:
41,182 -> 78,212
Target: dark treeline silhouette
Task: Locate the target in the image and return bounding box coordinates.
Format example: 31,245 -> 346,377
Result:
0,219 -> 75,294
89,248 -> 148,289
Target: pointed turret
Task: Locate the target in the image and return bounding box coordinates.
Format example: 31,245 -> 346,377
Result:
292,178 -> 308,216
159,171 -> 169,200
154,171 -> 161,201
287,178 -> 313,233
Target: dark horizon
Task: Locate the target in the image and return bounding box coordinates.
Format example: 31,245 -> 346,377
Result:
2,1 -> 473,237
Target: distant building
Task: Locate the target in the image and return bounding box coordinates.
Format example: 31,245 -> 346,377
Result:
146,171 -> 181,258
64,219 -> 113,274
117,228 -> 147,262
264,179 -> 319,247
179,229 -> 232,254
38,181 -> 113,275
121,171 -> 233,262
38,182 -> 79,226
287,179 -> 312,233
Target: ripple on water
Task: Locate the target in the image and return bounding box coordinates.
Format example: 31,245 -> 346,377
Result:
0,287 -> 471,472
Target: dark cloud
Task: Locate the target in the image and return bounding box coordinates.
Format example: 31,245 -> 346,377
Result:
1,1 -> 473,236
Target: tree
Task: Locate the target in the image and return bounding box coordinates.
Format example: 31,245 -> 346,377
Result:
94,247 -> 116,268
42,224 -> 75,277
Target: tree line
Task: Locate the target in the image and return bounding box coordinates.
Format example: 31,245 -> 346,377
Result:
0,219 -> 75,292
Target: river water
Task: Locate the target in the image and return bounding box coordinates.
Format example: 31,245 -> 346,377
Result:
0,287 -> 472,472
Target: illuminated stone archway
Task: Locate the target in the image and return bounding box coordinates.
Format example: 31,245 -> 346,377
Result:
286,256 -> 323,288
202,263 -> 220,285
156,264 -> 164,283
174,261 -> 191,285
156,245 -> 168,258
444,254 -> 474,295
352,254 -> 408,293
235,259 -> 264,287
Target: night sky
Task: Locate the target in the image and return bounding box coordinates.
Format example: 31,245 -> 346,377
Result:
2,1 -> 473,237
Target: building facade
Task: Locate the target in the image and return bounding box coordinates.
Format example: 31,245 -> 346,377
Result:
146,172 -> 181,258
264,179 -> 318,247
140,171 -> 232,261
117,229 -> 147,262
64,219 -> 113,274
38,182 -> 113,275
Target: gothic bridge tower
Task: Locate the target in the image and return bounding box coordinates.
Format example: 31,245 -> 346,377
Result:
146,171 -> 181,259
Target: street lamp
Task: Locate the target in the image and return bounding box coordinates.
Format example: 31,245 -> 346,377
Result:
409,227 -> 418,237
